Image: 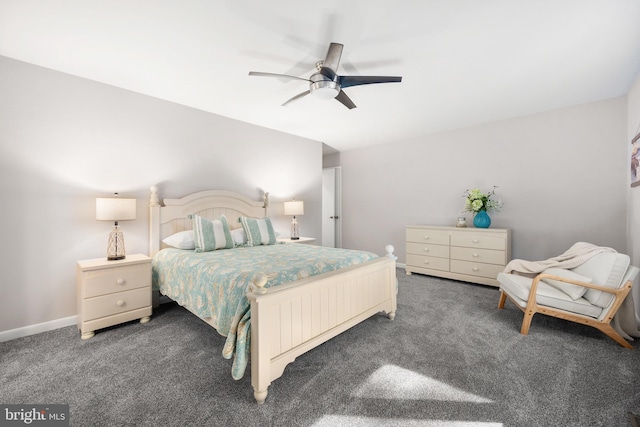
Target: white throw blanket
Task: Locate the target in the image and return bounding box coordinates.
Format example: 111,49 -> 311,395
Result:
503,242 -> 639,340
503,242 -> 616,275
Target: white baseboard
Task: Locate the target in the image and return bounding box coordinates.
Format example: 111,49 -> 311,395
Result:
396,262 -> 406,269
0,315 -> 77,343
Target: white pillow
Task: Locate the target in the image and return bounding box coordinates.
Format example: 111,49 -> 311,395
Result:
162,230 -> 195,250
541,268 -> 592,300
230,228 -> 247,246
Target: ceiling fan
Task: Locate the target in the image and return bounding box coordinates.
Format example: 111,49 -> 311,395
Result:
249,42 -> 402,109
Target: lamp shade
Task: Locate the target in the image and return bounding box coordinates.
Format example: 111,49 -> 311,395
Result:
284,200 -> 304,216
96,197 -> 137,221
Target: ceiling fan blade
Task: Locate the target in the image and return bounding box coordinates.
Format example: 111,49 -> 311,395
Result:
282,90 -> 311,106
339,75 -> 402,88
249,71 -> 311,82
319,42 -> 343,80
335,90 -> 356,109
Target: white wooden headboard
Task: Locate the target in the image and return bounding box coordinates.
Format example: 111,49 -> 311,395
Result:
149,186 -> 267,256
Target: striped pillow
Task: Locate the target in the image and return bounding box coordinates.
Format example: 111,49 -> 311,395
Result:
190,214 -> 233,252
239,216 -> 276,247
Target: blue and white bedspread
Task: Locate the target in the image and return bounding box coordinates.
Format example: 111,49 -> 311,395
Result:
152,244 -> 378,379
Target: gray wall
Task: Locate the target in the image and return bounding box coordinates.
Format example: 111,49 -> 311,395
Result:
627,74 -> 640,312
339,97 -> 628,264
0,56 -> 323,333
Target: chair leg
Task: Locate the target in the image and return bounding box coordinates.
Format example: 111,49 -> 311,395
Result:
520,310 -> 535,335
595,323 -> 633,349
498,291 -> 507,309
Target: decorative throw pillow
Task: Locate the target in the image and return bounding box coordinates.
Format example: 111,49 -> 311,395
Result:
541,267 -> 592,300
190,214 -> 233,252
162,230 -> 195,250
239,216 -> 276,247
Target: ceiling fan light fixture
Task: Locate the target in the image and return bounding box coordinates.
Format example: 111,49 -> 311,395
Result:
310,80 -> 340,100
249,42 -> 402,109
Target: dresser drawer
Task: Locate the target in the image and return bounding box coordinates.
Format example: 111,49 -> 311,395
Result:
406,254 -> 449,272
406,228 -> 449,245
450,260 -> 504,280
450,247 -> 506,265
82,263 -> 151,298
406,242 -> 449,258
83,287 -> 151,321
451,232 -> 506,250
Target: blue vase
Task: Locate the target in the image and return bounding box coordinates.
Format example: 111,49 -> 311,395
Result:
473,210 -> 491,228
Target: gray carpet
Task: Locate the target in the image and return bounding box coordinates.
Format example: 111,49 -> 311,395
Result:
2,269 -> 640,426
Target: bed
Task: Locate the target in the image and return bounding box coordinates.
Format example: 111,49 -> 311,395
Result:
149,187 -> 397,404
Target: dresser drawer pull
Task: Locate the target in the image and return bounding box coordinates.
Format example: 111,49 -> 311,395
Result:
472,253 -> 479,257
116,300 -> 126,307
423,248 -> 430,252
423,261 -> 429,265
423,236 -> 430,240
472,267 -> 479,272
116,278 -> 126,286
472,239 -> 479,243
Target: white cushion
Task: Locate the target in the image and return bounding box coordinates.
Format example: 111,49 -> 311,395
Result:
497,272 -> 603,318
571,252 -> 630,308
162,230 -> 195,250
541,268 -> 591,300
230,228 -> 247,246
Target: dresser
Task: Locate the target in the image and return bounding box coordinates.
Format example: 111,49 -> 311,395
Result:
405,225 -> 511,286
76,254 -> 152,339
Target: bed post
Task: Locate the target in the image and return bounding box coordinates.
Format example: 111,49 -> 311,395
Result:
149,186 -> 161,257
385,245 -> 397,320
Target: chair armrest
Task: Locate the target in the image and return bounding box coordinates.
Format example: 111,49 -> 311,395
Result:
535,273 -> 625,295
525,273 -> 629,312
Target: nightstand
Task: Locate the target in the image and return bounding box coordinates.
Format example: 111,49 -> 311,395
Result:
277,237 -> 316,244
76,253 -> 152,339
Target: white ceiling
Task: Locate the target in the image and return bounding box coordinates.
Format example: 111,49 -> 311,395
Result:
1,0 -> 640,153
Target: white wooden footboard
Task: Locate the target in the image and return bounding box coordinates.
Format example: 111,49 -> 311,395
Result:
246,254 -> 397,404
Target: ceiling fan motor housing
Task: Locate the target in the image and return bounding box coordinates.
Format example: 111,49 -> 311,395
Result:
309,73 -> 340,99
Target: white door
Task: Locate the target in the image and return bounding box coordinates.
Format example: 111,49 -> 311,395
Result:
322,167 -> 342,247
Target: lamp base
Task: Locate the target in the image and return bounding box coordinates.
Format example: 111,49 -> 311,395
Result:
290,216 -> 300,240
106,225 -> 126,261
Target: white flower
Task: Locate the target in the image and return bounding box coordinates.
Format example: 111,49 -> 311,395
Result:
462,186 -> 502,213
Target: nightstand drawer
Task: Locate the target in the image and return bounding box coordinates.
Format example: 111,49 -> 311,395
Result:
406,254 -> 449,272
451,232 -> 506,250
406,242 -> 449,258
406,228 -> 449,245
83,263 -> 151,298
450,247 -> 506,265
450,260 -> 504,279
83,287 -> 151,321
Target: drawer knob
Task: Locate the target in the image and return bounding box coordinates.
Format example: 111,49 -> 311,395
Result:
472,239 -> 479,243
473,253 -> 479,257
472,267 -> 479,272
423,248 -> 429,252
424,236 -> 430,240
116,278 -> 125,286
423,260 -> 429,265
116,300 -> 125,307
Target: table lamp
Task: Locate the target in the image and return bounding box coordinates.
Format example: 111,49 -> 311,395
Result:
283,199 -> 304,240
96,193 -> 136,260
